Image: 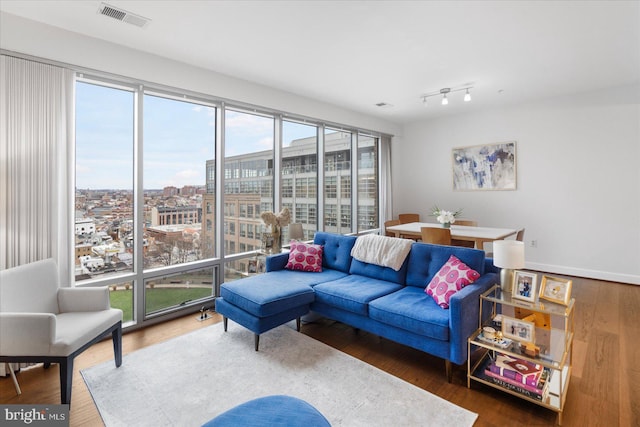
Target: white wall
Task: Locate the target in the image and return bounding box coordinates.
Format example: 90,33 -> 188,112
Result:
393,85 -> 640,284
0,12 -> 400,137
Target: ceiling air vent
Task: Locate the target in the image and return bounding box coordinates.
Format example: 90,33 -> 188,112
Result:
98,3 -> 151,28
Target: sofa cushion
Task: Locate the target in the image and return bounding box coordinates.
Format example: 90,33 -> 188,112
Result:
349,257 -> 408,285
369,287 -> 450,341
404,243 -> 485,288
425,255 -> 480,309
286,241 -> 324,272
313,275 -> 403,316
220,275 -> 319,318
313,232 -> 357,273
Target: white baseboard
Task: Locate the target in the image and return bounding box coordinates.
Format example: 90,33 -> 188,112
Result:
525,262 -> 640,285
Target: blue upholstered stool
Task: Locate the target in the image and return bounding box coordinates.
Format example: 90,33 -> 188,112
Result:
216,278 -> 315,350
202,395 -> 331,427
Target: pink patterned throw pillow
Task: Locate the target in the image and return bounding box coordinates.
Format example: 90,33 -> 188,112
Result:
425,255 -> 480,309
285,241 -> 324,272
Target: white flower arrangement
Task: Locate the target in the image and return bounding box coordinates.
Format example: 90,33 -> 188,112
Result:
431,205 -> 463,226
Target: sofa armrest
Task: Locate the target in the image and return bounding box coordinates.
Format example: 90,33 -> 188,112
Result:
448,272 -> 498,365
265,253 -> 290,272
0,313 -> 56,355
484,258 -> 500,275
58,287 -> 111,313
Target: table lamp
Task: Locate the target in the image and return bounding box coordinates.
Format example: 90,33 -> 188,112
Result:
288,223 -> 304,242
492,240 -> 525,292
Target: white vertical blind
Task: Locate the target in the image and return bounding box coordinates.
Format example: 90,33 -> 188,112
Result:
0,55 -> 74,285
379,135 -> 393,224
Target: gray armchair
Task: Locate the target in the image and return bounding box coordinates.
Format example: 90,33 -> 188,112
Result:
0,259 -> 123,405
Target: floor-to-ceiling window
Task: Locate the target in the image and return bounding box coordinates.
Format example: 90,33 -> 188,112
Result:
74,75 -> 384,328
324,129 -> 352,234
283,120 -> 318,241
142,93 -> 216,315
357,134 -> 379,233
223,109 -> 274,279
75,80 -> 219,323
75,80 -> 136,321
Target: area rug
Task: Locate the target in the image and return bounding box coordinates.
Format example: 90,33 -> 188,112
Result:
81,322 -> 477,426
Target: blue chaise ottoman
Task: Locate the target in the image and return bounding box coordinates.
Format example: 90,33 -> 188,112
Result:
216,278 -> 315,350
202,395 -> 331,427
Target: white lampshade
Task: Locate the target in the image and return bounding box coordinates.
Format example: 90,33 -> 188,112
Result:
492,240 -> 525,269
493,240 -> 525,292
288,223 -> 304,241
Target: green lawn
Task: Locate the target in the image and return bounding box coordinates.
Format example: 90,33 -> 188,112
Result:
109,288 -> 213,322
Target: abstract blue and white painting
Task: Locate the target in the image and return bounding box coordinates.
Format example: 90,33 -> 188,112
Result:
452,141 -> 517,191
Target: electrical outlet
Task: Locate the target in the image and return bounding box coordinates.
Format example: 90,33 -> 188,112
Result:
530,240 -> 537,248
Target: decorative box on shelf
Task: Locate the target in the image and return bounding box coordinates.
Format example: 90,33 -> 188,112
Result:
467,284 -> 574,425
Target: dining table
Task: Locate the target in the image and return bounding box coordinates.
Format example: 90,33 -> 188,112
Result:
385,222 -> 518,249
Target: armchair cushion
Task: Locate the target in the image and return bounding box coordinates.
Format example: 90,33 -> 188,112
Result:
52,310 -> 123,356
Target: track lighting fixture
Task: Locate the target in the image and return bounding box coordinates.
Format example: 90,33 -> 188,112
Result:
420,85 -> 473,106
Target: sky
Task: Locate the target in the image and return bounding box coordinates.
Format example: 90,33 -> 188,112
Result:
75,81 -> 317,190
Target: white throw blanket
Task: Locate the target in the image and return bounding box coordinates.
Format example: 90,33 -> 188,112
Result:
351,234 -> 413,271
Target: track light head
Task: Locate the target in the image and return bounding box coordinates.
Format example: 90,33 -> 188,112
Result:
440,88 -> 450,105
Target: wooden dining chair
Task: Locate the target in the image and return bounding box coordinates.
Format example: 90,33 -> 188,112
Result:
398,213 -> 420,224
451,219 -> 477,248
486,227 -> 525,256
420,227 -> 451,246
454,219 -> 477,227
384,219 -> 401,237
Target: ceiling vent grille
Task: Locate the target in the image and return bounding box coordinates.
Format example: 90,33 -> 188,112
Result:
98,3 -> 151,28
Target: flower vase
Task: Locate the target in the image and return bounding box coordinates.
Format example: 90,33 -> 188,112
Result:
271,226 -> 282,253
442,222 -> 451,229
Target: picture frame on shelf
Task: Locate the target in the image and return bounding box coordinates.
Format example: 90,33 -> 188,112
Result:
512,271 -> 538,302
501,315 -> 536,343
539,275 -> 573,305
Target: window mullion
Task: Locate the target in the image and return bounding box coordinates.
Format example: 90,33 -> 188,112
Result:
133,85 -> 145,324
317,125 -> 325,232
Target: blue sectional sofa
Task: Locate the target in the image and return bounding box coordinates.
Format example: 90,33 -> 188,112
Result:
217,232 -> 498,379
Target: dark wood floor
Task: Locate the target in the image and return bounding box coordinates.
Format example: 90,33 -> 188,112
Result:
1,275 -> 637,426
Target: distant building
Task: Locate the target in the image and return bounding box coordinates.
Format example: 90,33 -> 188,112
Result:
75,242 -> 93,264
75,218 -> 96,235
163,186 -> 179,197
181,185 -> 198,196
200,132 -> 377,260
151,206 -> 202,226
